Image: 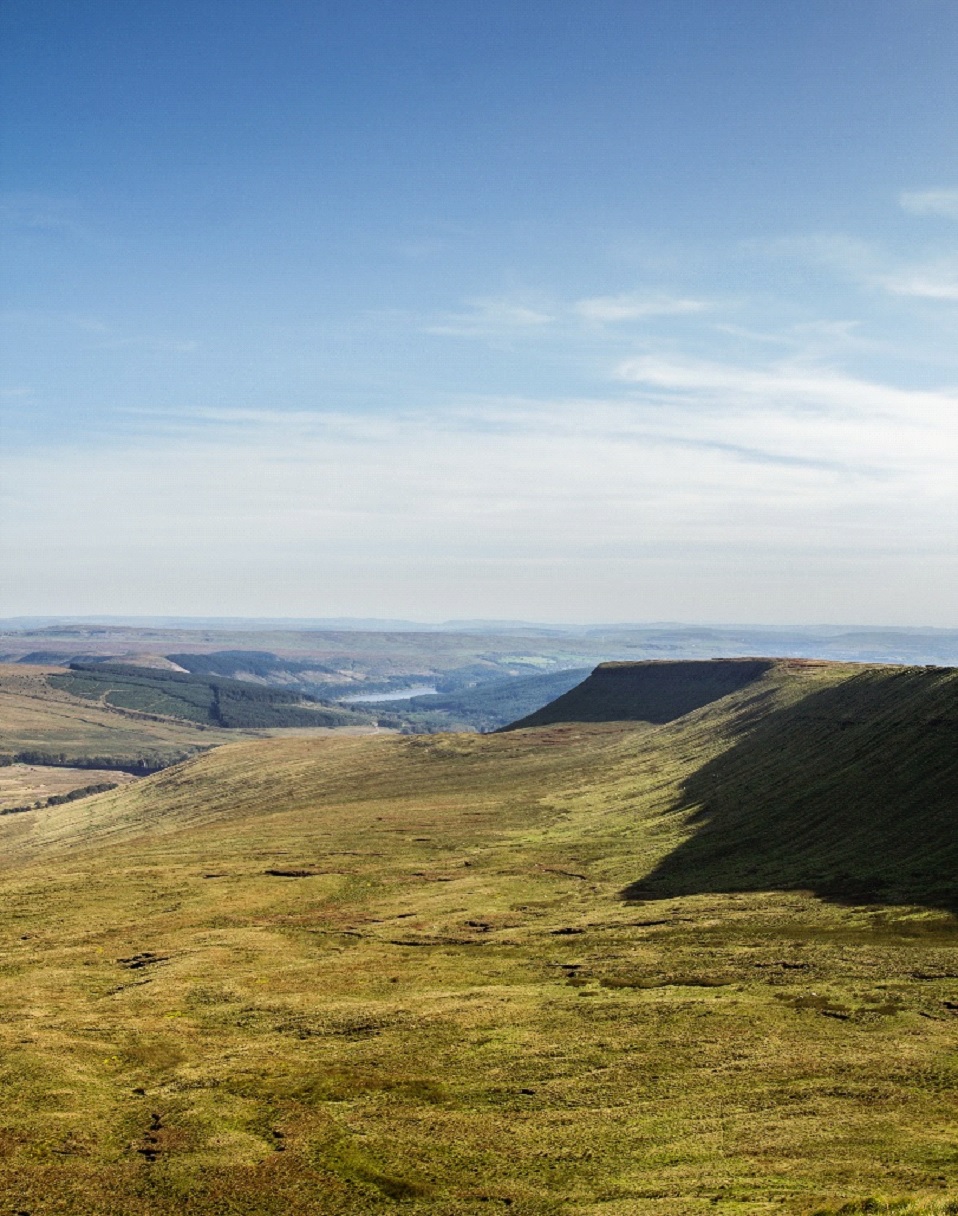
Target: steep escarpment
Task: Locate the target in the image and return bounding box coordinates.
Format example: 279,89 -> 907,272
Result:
627,663 -> 958,909
503,656 -> 957,909
502,657 -> 775,728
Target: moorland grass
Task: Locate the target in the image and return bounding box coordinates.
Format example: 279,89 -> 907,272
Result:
0,763 -> 136,812
49,663 -> 372,730
0,663 -> 242,769
0,661 -> 954,1213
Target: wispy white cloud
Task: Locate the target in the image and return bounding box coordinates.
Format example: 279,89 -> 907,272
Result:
427,289 -> 708,338
749,229 -> 958,306
615,354 -> 958,490
899,189 -> 958,220
713,320 -> 875,361
425,295 -> 556,337
4,369 -> 955,619
617,353 -> 958,418
573,293 -> 706,322
878,261 -> 958,301
5,355 -> 955,553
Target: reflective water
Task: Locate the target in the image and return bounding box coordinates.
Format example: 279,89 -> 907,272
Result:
339,685 -> 438,703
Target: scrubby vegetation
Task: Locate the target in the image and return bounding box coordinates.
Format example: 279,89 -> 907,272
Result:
1,780 -> 119,815
0,659 -> 953,1212
0,662 -> 243,771
2,749 -> 177,773
49,663 -> 371,729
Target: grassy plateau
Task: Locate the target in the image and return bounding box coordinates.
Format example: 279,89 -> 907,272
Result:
0,659 -> 954,1214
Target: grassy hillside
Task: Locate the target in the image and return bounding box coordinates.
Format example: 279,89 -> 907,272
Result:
0,663 -> 243,770
0,762 -> 136,812
504,658 -> 775,728
0,660 -> 954,1213
632,664 -> 958,910
49,663 -> 372,730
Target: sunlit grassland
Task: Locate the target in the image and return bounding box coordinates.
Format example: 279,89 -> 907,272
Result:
0,662 -> 954,1214
0,664 -> 244,766
0,762 -> 136,811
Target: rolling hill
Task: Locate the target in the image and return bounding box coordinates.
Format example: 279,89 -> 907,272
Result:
0,662 -> 240,771
50,662 -> 372,730
505,658 -> 958,908
0,662 -> 374,811
0,658 -> 953,1213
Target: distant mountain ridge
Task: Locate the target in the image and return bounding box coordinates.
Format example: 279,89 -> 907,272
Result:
3,622 -> 958,671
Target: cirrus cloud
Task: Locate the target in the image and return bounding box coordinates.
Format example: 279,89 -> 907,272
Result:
574,293 -> 706,322
899,189 -> 958,220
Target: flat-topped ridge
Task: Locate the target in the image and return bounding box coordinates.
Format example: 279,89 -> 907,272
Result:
501,656 -> 777,729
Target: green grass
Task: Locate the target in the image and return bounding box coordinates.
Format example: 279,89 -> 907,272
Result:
49,662 -> 372,729
0,660 -> 954,1213
633,664 -> 958,910
0,663 -> 242,770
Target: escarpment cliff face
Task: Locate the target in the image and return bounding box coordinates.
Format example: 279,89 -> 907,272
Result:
502,657 -> 958,909
501,657 -> 775,729
626,663 -> 958,910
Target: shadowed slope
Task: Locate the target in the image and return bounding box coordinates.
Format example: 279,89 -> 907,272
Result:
0,666 -> 957,1210
626,665 -> 958,910
502,657 -> 774,729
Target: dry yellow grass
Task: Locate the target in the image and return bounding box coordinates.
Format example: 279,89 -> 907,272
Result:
0,762 -> 136,811
0,663 -> 244,763
0,662 -> 953,1214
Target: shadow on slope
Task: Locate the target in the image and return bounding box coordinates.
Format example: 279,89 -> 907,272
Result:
502,658 -> 774,729
624,666 -> 958,911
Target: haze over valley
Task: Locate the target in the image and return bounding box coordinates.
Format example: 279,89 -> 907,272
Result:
1,2 -> 956,1212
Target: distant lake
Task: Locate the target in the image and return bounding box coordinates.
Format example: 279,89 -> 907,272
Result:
340,685 -> 438,703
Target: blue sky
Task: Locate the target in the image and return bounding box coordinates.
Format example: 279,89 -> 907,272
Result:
2,0 -> 957,623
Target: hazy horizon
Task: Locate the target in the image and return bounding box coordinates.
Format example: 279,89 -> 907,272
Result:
2,615 -> 956,635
